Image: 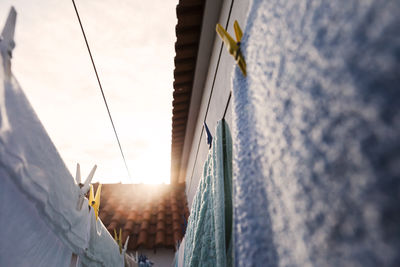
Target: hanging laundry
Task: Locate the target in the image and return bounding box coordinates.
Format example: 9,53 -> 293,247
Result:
0,170 -> 74,267
79,208 -> 124,267
0,7 -> 128,267
183,120 -> 233,267
137,254 -> 153,267
176,237 -> 186,267
231,0 -> 400,266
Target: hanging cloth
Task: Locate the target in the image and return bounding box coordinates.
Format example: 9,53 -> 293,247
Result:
183,120 -> 233,267
78,208 -> 124,267
0,169 -> 73,267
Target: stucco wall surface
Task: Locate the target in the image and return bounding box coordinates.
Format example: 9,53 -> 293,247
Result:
185,0 -> 249,208
232,0 -> 400,266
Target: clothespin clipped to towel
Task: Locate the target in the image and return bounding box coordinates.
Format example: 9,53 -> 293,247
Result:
204,121 -> 213,149
114,228 -> 123,254
216,20 -> 246,76
88,183 -> 102,220
75,163 -> 97,211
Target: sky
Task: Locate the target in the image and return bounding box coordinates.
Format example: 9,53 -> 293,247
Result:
0,0 -> 177,184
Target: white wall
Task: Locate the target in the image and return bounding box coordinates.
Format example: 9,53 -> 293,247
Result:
183,0 -> 250,208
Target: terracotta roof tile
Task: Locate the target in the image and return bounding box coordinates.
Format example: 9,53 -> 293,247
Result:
93,183 -> 189,251
171,0 -> 206,184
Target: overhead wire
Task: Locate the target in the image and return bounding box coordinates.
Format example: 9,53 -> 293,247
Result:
71,0 -> 132,181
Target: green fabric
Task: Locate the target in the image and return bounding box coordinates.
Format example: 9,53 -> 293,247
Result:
222,120 -> 233,252
184,120 -> 233,266
221,119 -> 233,267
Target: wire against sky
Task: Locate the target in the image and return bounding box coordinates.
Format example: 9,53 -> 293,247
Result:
71,0 -> 132,181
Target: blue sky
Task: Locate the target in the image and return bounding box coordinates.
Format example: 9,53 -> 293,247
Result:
0,0 -> 177,183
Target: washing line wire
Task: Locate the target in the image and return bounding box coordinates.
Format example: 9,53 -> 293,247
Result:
71,0 -> 132,181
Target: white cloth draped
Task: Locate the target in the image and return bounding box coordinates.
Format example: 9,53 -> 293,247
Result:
0,41 -> 123,266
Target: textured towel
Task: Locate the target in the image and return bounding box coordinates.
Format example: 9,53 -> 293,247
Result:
184,120 -> 232,267
232,0 -> 400,266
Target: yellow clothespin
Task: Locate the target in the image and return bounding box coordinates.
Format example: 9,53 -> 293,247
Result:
88,184 -> 102,220
88,184 -> 94,207
114,228 -> 122,254
216,20 -> 246,76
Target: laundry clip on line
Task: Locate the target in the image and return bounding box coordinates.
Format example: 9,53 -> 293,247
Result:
75,163 -> 97,211
114,228 -> 122,253
88,183 -> 102,220
123,235 -> 130,254
204,121 -> 213,149
216,20 -> 246,76
114,228 -> 130,254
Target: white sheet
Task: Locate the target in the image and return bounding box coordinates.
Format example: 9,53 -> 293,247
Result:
0,168 -> 73,267
0,34 -> 123,266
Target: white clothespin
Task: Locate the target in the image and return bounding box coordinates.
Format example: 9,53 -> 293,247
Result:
115,229 -> 130,254
76,163 -> 97,211
123,235 -> 130,254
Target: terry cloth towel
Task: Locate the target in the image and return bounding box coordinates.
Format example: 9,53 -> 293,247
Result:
184,120 -> 232,267
231,0 -> 400,266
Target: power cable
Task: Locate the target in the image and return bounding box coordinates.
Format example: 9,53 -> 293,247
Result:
71,0 -> 132,181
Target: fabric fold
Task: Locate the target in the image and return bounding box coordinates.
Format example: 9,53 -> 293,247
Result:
0,48 -> 124,267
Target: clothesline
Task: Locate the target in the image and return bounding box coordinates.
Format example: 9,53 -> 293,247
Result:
71,0 -> 132,182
